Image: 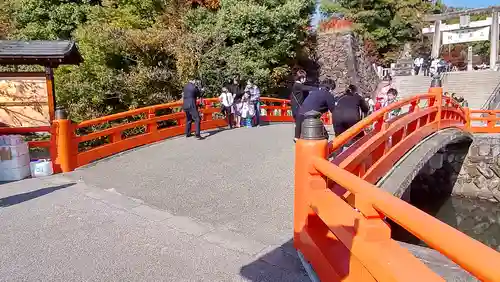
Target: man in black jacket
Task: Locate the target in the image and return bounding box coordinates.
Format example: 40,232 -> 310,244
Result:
294,79 -> 336,141
290,70 -> 318,120
333,84 -> 370,137
183,79 -> 203,139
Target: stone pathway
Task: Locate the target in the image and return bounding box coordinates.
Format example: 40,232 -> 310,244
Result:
0,124 -> 309,281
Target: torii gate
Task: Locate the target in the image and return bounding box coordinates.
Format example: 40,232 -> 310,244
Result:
423,6 -> 500,70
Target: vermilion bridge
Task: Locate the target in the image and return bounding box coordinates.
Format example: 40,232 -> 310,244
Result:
1,81 -> 500,281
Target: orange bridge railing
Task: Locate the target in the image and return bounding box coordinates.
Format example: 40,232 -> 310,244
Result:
1,87 -> 500,280
295,85 -> 500,281
0,97 -> 328,172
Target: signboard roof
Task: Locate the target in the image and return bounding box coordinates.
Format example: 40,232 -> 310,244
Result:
0,40 -> 83,67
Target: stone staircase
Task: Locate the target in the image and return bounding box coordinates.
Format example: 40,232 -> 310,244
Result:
394,70 -> 500,109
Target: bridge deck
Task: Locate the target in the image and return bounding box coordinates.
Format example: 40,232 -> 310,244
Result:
0,124 -> 310,281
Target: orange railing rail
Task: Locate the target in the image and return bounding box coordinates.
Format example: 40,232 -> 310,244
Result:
70,97 -> 302,169
295,84 -> 500,281
468,109 -> 500,133
0,125 -> 56,163
0,97 -> 300,172
3,97 -> 300,172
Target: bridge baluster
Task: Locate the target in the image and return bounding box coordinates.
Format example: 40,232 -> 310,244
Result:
281,102 -> 287,117
409,100 -> 418,113
110,132 -> 121,143
204,102 -> 212,121
53,108 -> 76,173
146,108 -> 157,133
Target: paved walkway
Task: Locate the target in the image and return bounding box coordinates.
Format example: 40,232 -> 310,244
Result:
0,124 -> 310,281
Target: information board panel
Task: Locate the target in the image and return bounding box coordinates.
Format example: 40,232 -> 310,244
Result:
442,26 -> 490,45
0,75 -> 49,127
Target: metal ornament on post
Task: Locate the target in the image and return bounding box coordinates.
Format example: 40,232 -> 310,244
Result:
430,76 -> 442,88
301,110 -> 325,140
54,107 -> 68,120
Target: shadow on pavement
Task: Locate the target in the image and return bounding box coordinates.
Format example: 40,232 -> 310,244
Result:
202,127 -> 226,138
0,183 -> 76,208
239,239 -> 311,282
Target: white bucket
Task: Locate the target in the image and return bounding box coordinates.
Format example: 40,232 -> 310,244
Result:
30,159 -> 54,178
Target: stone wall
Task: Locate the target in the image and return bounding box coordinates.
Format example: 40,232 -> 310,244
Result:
392,133 -> 500,203
316,31 -> 379,97
454,134 -> 500,203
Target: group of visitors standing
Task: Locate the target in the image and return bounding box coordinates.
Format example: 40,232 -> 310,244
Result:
181,75 -> 261,140
291,70 -> 369,143
413,56 -> 450,77
219,75 -> 261,129
182,69 -> 403,143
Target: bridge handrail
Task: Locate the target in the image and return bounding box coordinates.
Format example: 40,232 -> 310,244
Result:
330,90 -> 467,156
296,87 -> 500,281
330,94 -> 434,152
28,97 -> 294,171
312,157 -> 500,281
76,101 -> 184,128
468,109 -> 500,133
75,97 -> 291,129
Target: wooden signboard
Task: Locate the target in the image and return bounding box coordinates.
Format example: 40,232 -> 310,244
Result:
0,72 -> 51,127
0,40 -> 83,127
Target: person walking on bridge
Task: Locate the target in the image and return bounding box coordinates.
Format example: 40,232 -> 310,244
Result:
182,79 -> 203,140
290,69 -> 318,120
333,84 -> 369,138
294,79 -> 337,142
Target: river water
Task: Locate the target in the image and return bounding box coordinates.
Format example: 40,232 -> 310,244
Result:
392,196 -> 500,251
434,196 -> 500,251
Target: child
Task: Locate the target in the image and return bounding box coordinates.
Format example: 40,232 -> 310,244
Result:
234,92 -> 244,128
219,87 -> 235,128
386,88 -> 400,119
237,91 -> 255,127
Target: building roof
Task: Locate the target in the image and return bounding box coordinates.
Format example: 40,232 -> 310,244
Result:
0,40 -> 83,66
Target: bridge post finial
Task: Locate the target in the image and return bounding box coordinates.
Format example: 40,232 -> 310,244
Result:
430,76 -> 442,88
301,110 -> 325,140
55,107 -> 68,120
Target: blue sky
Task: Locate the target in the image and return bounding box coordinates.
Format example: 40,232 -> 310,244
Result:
444,0 -> 496,8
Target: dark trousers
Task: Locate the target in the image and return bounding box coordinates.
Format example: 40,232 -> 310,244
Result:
423,67 -> 429,76
184,107 -> 201,137
295,114 -> 304,138
252,101 -> 260,126
222,106 -> 233,128
291,105 -> 298,120
414,66 -> 420,75
333,119 -> 365,139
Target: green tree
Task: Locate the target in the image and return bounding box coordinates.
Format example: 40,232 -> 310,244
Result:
183,0 -> 315,96
54,3 -> 182,121
3,0 -> 316,121
0,1 -> 13,39
320,0 -> 439,65
9,0 -> 100,40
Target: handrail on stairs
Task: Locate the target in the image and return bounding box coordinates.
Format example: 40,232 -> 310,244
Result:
481,78 -> 500,110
